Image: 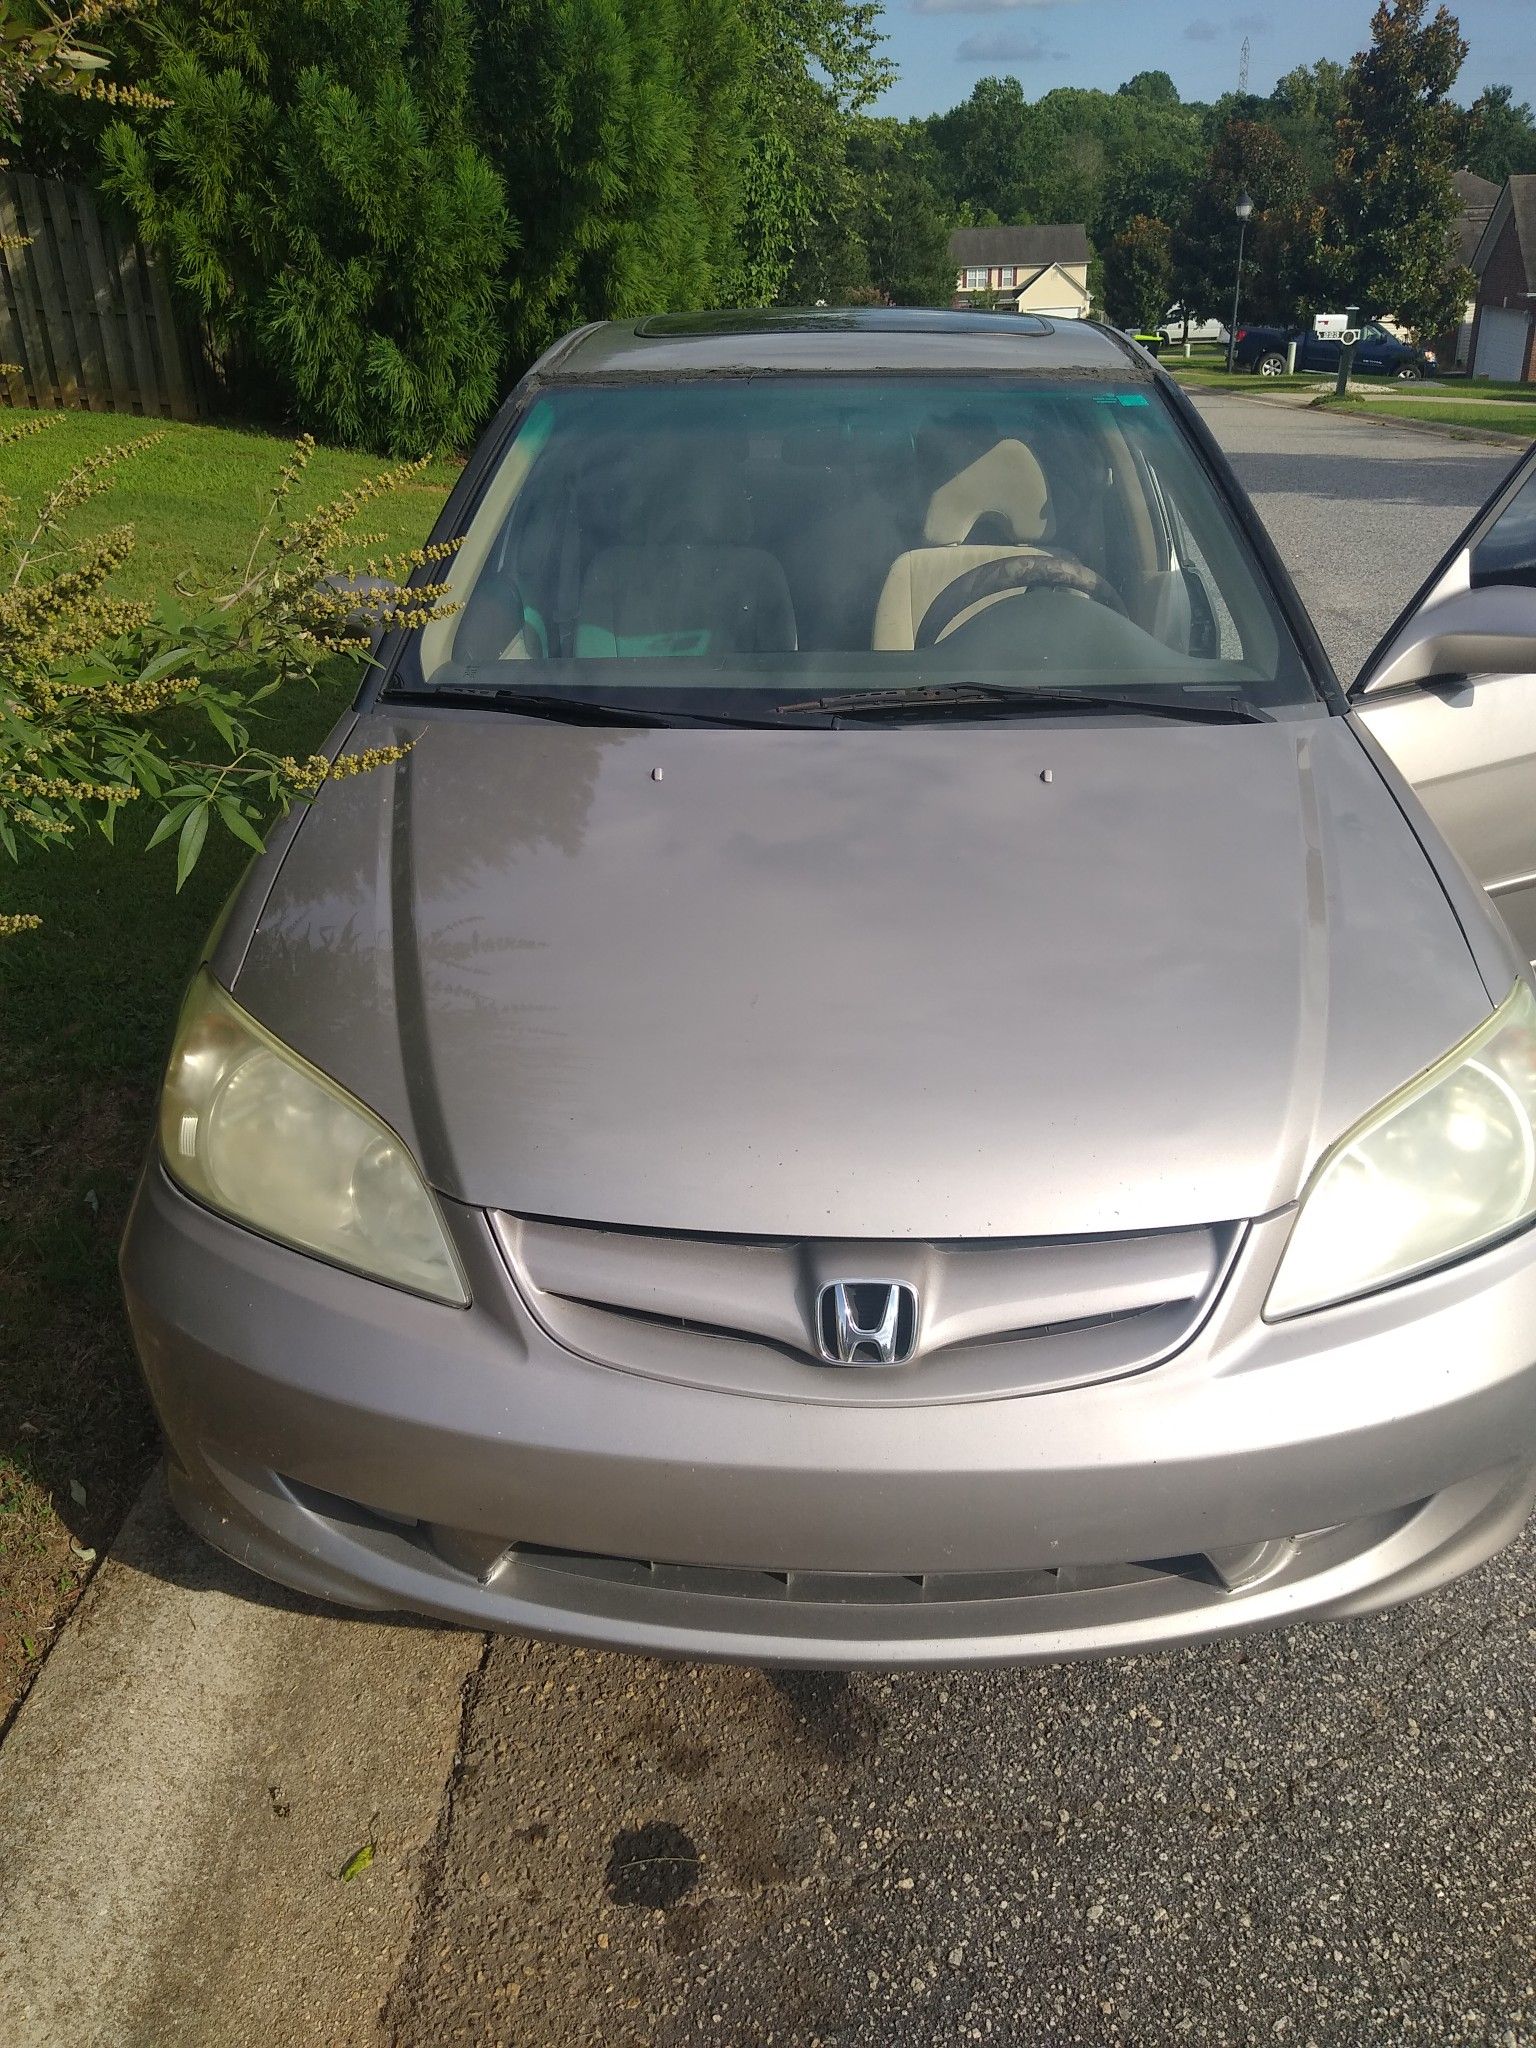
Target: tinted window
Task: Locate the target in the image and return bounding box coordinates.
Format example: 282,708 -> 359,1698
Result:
407,377 -> 1318,712
1472,463 -> 1536,592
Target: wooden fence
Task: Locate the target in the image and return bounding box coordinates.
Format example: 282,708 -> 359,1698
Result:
0,172 -> 202,421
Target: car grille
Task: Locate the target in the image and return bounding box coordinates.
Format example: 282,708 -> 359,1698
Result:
498,1542 -> 1225,1604
491,1214 -> 1241,1400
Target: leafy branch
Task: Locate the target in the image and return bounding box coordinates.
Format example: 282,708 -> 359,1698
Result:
0,423 -> 457,931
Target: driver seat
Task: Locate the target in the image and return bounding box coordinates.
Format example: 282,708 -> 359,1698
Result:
872,439 -> 1053,650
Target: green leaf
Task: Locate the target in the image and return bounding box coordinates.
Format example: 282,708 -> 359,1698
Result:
136,644 -> 192,686
216,796 -> 267,852
339,1843 -> 375,1882
145,797 -> 199,851
206,702 -> 239,752
176,802 -> 210,891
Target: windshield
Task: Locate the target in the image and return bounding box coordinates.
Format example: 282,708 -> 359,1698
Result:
398,376 -> 1320,717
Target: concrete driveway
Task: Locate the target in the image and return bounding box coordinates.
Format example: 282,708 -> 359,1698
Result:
4,395 -> 1532,2048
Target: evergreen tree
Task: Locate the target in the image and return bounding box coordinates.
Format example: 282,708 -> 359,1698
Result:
474,0 -> 747,369
99,0 -> 508,454
1322,0 -> 1473,337
849,118 -> 954,307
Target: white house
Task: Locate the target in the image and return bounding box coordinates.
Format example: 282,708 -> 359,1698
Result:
948,225 -> 1091,319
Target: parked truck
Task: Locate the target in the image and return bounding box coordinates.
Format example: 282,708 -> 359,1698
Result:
1232,314 -> 1437,380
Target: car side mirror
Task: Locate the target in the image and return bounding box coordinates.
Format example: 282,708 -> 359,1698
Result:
1352,583 -> 1536,697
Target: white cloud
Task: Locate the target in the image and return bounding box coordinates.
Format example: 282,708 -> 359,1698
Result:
1183,17 -> 1219,40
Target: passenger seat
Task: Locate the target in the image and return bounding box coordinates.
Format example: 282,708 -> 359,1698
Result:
575,467 -> 796,658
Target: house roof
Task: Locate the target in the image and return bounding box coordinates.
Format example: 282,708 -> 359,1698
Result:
949,225 -> 1091,270
1452,169 -> 1501,209
1453,168 -> 1502,267
1473,175 -> 1536,288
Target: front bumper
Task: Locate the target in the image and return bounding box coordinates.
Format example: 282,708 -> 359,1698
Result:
121,1164 -> 1536,1667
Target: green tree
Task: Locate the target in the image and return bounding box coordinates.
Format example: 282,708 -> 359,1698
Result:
848,118 -> 954,306
1175,118 -> 1319,325
730,0 -> 893,305
475,0 -> 746,367
1102,213 -> 1173,328
1117,71 -> 1180,110
930,74 -> 1208,261
1322,0 -> 1473,337
99,0 -> 509,455
928,75 -> 1032,227
1266,58 -> 1348,187
1461,84 -> 1536,183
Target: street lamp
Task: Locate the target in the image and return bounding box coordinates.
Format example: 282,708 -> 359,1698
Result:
1226,192 -> 1254,374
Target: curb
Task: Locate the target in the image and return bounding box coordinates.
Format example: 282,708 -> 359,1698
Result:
1302,402 -> 1533,449
0,1465 -> 482,2047
1182,382 -> 1533,447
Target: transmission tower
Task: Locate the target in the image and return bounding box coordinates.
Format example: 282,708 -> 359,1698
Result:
1238,34 -> 1251,94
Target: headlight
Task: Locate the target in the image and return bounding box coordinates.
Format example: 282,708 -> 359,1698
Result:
160,971 -> 469,1305
1266,982 -> 1536,1319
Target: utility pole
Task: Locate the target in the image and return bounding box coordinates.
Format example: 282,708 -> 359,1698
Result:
1238,35 -> 1250,95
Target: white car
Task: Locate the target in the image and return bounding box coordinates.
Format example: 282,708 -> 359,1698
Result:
1159,308 -> 1230,346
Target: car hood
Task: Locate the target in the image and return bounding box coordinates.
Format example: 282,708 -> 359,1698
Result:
230,708 -> 1491,1239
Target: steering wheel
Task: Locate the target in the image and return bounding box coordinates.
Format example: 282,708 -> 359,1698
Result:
915,554 -> 1128,649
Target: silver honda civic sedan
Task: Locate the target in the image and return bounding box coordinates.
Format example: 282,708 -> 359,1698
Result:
121,309 -> 1536,1667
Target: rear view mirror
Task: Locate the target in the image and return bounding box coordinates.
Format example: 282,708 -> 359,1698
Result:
1354,583 -> 1536,697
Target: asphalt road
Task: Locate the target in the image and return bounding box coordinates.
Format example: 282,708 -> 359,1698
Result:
387,399 -> 1536,2048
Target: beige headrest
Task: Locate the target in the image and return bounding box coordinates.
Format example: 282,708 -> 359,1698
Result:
923,439 -> 1049,546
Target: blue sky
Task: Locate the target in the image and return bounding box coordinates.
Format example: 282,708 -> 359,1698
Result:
873,0 -> 1533,120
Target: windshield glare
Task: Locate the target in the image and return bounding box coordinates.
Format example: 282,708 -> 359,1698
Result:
406,376 -> 1318,714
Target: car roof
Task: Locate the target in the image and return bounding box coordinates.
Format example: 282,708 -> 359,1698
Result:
539,308 -> 1148,382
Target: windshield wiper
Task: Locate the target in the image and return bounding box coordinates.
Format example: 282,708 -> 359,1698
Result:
773,683 -> 1271,725
386,686 -> 786,729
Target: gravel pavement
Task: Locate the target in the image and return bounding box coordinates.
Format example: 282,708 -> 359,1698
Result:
384,398 -> 1536,2048
1199,393 -> 1522,684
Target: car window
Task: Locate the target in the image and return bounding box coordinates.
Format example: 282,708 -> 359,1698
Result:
1471,463 -> 1536,592
406,376 -> 1319,713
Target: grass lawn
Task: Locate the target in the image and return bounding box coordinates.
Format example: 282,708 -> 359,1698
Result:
1312,393 -> 1536,439
1163,361 -> 1327,393
0,410 -> 459,1728
1439,377 -> 1536,399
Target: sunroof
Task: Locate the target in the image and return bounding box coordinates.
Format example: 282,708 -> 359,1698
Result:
633,308 -> 1053,339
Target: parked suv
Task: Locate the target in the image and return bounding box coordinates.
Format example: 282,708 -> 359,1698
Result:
1234,318 -> 1437,379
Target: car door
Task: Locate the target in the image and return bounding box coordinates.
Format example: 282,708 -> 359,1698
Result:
1352,322 -> 1388,372
1355,444 -> 1536,960
1300,328 -> 1341,373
